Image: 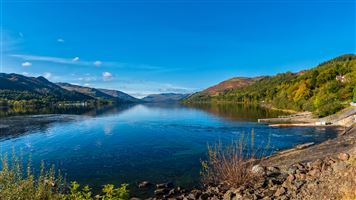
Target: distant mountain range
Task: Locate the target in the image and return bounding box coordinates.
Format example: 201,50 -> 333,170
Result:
184,54 -> 356,117
0,73 -> 139,104
0,73 -> 189,104
0,73 -> 92,102
57,83 -> 140,103
142,93 -> 189,103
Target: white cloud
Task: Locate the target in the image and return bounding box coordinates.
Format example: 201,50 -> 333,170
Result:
43,72 -> 52,79
57,38 -> 65,43
72,57 -> 80,62
22,72 -> 30,76
94,60 -> 102,67
102,72 -> 113,80
84,83 -> 91,87
21,62 -> 32,67
10,54 -> 179,72
78,76 -> 97,82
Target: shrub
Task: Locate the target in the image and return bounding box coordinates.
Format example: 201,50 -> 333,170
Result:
0,154 -> 129,200
200,137 -> 265,188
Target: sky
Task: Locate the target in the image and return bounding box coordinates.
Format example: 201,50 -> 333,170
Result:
1,0 -> 355,98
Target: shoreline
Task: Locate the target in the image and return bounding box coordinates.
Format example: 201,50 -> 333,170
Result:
141,110 -> 356,200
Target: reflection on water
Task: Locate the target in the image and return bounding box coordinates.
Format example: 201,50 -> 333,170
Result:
0,103 -> 339,197
185,103 -> 287,121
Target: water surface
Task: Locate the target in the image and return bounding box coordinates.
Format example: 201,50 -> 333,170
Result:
0,103 -> 339,196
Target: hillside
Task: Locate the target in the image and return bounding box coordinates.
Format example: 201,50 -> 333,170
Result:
57,83 -> 140,103
187,77 -> 262,101
98,88 -> 141,103
0,73 -> 92,102
142,93 -> 189,103
184,54 -> 356,117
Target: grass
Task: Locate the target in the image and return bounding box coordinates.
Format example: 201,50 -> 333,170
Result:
200,132 -> 267,188
0,154 -> 129,200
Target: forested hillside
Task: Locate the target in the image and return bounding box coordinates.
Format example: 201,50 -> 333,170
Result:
0,73 -> 93,106
184,54 -> 356,117
0,73 -> 139,106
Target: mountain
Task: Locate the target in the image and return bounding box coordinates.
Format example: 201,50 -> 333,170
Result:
142,93 -> 189,103
0,73 -> 92,102
186,77 -> 262,102
184,54 -> 356,117
57,83 -> 140,103
98,88 -> 141,103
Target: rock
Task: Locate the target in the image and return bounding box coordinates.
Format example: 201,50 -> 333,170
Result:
223,190 -> 233,200
332,162 -> 349,172
154,188 -> 168,195
338,152 -> 350,161
294,180 -> 305,190
310,159 -> 323,170
296,173 -> 306,180
294,163 -> 305,170
308,169 -> 320,177
286,174 -> 295,182
188,189 -> 202,199
295,142 -> 314,150
282,180 -> 296,191
274,187 -> 286,197
287,166 -> 298,174
199,193 -> 210,200
251,164 -> 266,175
130,198 -> 142,200
168,189 -> 176,196
156,182 -> 174,189
266,166 -> 280,177
138,181 -> 151,188
262,189 -> 275,197
306,182 -> 317,189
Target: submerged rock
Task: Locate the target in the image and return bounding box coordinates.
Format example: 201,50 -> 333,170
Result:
138,181 -> 151,188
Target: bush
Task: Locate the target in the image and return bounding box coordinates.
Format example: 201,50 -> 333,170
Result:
0,154 -> 129,200
200,136 -> 266,188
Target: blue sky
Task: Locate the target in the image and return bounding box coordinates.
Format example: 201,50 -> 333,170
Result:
1,0 -> 355,98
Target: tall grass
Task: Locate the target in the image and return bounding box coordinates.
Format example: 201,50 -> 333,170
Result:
0,154 -> 129,200
200,132 -> 267,188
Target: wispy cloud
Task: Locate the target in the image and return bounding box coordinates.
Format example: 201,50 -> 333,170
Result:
94,60 -> 102,67
11,54 -> 97,66
158,84 -> 194,93
10,54 -> 182,72
102,72 -> 113,81
72,57 -> 80,62
43,72 -> 52,79
21,62 -> 32,67
57,38 -> 65,43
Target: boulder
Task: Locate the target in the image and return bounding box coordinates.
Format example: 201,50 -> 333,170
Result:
251,164 -> 266,176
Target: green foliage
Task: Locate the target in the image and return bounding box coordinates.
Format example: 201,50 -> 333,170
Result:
0,154 -> 129,200
185,54 -> 356,117
66,182 -> 129,200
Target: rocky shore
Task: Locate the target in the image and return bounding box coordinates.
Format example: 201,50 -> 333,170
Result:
132,124 -> 356,200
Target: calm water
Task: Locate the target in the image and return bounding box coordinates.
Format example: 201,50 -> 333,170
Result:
0,103 -> 339,196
